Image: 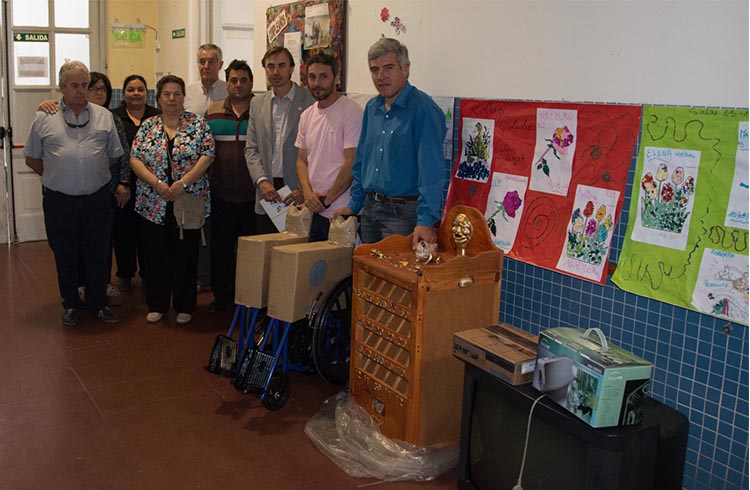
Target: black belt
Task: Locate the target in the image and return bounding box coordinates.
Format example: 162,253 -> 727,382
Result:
370,192 -> 418,204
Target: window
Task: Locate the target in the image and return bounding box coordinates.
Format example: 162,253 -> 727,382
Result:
12,0 -> 92,86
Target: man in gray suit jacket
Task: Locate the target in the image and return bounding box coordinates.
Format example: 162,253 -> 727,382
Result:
245,46 -> 315,233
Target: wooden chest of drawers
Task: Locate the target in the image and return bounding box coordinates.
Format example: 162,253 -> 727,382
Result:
350,206 -> 504,446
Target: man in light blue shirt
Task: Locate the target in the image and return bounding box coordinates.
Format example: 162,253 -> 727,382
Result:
25,61 -> 123,326
332,38 -> 445,247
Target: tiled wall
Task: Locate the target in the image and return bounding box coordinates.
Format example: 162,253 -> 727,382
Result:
447,101 -> 749,490
110,89 -> 156,110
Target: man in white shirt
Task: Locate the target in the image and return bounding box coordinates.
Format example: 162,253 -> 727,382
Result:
295,53 -> 363,241
185,43 -> 228,292
185,43 -> 228,117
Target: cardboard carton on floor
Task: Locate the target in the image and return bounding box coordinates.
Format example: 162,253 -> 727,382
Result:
234,233 -> 307,308
267,242 -> 353,323
453,323 -> 538,385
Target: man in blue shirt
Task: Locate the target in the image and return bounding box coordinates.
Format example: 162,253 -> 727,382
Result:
25,61 -> 124,326
332,38 -> 445,247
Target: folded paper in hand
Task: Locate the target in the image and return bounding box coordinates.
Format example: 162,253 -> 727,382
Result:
260,185 -> 291,232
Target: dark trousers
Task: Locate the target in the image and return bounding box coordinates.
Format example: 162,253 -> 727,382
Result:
137,211 -> 200,314
255,213 -> 278,235
43,185 -> 111,311
210,196 -> 256,305
113,183 -> 140,280
308,213 -> 330,243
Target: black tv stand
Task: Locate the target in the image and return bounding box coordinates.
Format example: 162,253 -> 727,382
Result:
457,363 -> 688,490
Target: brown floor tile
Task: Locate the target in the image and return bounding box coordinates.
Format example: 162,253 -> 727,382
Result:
0,243 -> 458,490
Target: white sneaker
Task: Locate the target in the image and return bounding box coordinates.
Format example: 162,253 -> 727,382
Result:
146,312 -> 164,323
175,313 -> 192,325
107,284 -> 120,297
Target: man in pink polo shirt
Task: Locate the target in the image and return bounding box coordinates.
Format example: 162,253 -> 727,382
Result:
295,53 -> 363,241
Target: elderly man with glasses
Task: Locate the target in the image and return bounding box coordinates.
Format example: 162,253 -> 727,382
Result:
24,60 -> 124,327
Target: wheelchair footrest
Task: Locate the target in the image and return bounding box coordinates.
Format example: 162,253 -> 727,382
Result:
204,335 -> 238,377
232,349 -> 277,393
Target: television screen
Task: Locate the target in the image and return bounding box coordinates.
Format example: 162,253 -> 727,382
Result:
469,380 -> 587,490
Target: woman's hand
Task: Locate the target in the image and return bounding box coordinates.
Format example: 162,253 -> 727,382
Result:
154,180 -> 175,201
115,184 -> 131,208
169,181 -> 187,199
38,100 -> 59,114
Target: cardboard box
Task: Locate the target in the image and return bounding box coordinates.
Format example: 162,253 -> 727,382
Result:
453,324 -> 538,385
234,233 -> 307,308
267,242 -> 353,323
533,327 -> 653,428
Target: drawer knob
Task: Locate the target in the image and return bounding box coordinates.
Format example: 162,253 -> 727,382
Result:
458,275 -> 474,288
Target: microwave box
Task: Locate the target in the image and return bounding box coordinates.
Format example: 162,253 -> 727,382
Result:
453,324 -> 539,386
534,327 -> 653,428
234,233 -> 308,308
267,241 -> 353,323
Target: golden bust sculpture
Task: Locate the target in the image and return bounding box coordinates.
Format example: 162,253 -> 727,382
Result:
451,213 -> 473,256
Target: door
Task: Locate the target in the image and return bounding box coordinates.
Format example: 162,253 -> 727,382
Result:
0,0 -> 11,243
7,0 -> 102,242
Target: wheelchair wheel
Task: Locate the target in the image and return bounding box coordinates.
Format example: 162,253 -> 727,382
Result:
311,276 -> 352,385
261,371 -> 290,411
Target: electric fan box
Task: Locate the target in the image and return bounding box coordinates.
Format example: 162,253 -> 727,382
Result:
267,241 -> 353,323
234,233 -> 307,308
453,324 -> 538,386
535,327 -> 653,428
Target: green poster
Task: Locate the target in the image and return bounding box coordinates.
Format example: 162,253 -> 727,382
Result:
612,106 -> 749,325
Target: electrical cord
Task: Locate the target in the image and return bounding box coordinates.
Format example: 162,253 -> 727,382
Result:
512,393 -> 547,490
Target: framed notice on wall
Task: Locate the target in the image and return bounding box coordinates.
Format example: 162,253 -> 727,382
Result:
266,0 -> 346,91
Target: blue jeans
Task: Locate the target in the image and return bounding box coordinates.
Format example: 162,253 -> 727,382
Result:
360,193 -> 417,244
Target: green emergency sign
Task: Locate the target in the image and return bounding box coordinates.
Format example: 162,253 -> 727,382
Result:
15,32 -> 49,43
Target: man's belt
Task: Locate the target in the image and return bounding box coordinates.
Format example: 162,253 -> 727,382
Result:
370,192 -> 418,204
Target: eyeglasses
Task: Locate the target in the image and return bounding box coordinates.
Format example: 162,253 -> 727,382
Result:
62,108 -> 90,129
88,86 -> 107,94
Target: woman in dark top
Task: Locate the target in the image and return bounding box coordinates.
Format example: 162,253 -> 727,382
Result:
111,75 -> 160,291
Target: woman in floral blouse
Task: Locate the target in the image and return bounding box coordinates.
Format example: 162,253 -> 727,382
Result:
130,75 -> 215,325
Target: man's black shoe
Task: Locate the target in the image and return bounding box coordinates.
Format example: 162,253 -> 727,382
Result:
208,301 -> 231,313
96,306 -> 119,323
63,308 -> 79,326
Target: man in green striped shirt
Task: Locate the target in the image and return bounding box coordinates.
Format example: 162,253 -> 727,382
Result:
205,60 -> 256,313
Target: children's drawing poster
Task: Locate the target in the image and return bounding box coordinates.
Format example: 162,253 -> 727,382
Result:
725,121 -> 749,229
612,106 -> 749,325
484,172 -> 528,252
529,108 -> 578,196
432,96 -> 456,160
556,185 -> 620,282
445,99 -> 641,284
691,249 -> 748,324
630,147 -> 700,251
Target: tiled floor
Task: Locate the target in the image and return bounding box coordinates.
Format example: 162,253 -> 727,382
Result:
0,242 -> 458,490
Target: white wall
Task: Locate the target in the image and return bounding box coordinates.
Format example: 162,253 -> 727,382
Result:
253,0 -> 748,107
157,0 -> 202,82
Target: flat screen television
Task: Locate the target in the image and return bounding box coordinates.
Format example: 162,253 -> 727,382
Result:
457,364 -> 688,490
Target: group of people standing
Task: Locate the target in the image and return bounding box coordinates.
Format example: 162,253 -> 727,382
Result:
25,37 -> 447,328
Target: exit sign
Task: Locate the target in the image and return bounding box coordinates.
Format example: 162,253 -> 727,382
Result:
14,32 -> 49,43
172,29 -> 185,39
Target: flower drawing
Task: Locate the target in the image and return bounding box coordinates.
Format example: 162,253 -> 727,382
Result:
487,190 -> 523,236
535,125 -> 575,177
456,121 -> 492,182
671,166 -> 685,186
380,7 -> 390,22
640,164 -> 696,233
566,202 -> 611,265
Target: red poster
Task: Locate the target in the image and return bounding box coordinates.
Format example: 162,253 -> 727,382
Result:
446,100 -> 641,283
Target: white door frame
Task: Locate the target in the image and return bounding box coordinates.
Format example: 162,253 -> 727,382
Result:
7,0 -> 104,243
